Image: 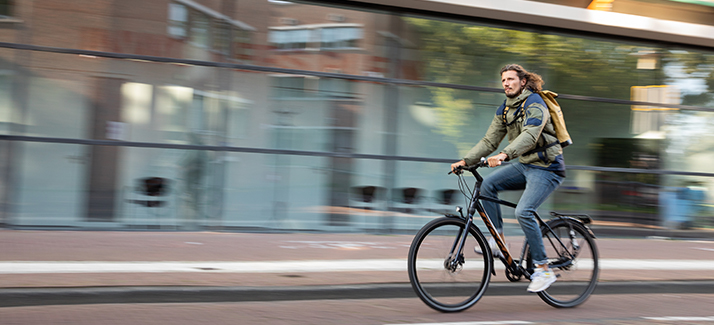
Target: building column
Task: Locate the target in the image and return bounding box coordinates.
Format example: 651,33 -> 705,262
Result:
85,77 -> 124,222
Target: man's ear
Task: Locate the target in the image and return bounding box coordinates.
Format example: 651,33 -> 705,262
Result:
521,78 -> 527,87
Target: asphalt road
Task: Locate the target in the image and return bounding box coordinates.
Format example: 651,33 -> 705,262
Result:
3,280 -> 714,308
3,293 -> 714,325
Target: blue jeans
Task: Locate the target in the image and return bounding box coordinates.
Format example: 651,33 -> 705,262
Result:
480,162 -> 564,266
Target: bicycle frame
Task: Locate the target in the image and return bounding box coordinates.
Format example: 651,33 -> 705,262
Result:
447,166 -> 579,279
446,170 -> 522,276
409,163 -> 600,311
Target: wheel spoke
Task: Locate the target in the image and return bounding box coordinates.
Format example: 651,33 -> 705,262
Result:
408,217 -> 492,312
536,220 -> 599,308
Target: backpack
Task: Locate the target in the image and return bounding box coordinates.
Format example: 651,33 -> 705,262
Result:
536,90 -> 572,148
499,90 -> 573,151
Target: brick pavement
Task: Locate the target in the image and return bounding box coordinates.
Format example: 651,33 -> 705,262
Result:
2,229 -> 714,289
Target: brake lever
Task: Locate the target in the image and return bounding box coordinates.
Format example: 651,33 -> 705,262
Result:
448,167 -> 463,175
449,157 -> 488,175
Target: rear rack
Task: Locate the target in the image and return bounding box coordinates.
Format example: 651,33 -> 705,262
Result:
550,211 -> 592,224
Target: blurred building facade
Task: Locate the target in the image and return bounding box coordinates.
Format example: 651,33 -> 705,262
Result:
0,0 -> 713,233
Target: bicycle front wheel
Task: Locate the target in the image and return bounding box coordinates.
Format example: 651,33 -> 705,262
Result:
535,219 -> 599,308
407,217 -> 492,312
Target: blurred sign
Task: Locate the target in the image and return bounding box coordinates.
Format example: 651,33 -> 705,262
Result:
630,85 -> 680,134
630,85 -> 681,111
106,121 -> 127,141
636,50 -> 658,70
630,85 -> 680,111
587,0 -> 613,11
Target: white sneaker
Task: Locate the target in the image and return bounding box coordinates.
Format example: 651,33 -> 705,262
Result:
474,237 -> 503,258
527,268 -> 556,293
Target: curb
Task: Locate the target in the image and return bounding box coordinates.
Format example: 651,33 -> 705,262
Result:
2,280 -> 714,308
590,225 -> 714,240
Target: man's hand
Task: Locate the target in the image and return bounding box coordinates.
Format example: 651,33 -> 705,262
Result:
450,160 -> 466,173
487,153 -> 508,167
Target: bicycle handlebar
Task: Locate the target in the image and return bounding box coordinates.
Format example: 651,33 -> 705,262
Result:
448,157 -> 489,175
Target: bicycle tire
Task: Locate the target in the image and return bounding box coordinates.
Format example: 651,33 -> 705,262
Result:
528,218 -> 599,308
407,216 -> 492,312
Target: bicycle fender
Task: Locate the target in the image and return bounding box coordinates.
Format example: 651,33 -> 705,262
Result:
549,216 -> 597,239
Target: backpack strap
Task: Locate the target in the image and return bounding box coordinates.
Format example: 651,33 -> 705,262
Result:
521,92 -> 558,156
500,93 -> 558,156
500,99 -> 526,127
523,141 -> 559,156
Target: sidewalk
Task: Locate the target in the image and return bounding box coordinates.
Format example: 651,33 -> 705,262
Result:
2,229 -> 714,290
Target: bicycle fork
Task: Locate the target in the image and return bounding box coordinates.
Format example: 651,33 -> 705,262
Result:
445,213 -> 472,273
445,207 -> 519,278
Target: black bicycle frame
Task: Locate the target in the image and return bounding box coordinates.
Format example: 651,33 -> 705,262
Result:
448,168 -> 578,277
447,171 -> 521,274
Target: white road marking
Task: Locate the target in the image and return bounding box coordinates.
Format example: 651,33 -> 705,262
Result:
281,241 -> 398,250
643,316 -> 714,321
599,259 -> 714,270
0,259 -> 408,274
385,320 -> 534,325
1,258 -> 714,274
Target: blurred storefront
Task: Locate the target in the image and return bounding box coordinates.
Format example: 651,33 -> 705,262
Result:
0,0 -> 713,234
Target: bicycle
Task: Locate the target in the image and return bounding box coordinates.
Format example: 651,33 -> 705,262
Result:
407,158 -> 599,312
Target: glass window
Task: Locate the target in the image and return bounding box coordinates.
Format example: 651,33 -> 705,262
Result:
662,49 -> 714,108
0,0 -> 12,17
232,28 -> 252,61
269,29 -> 313,50
212,20 -> 230,54
319,78 -> 353,98
189,10 -> 210,48
272,76 -> 307,98
167,3 -> 188,38
5,0 -> 714,233
0,73 -> 13,134
320,27 -> 362,49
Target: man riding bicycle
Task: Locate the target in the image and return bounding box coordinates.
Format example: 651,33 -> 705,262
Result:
450,64 -> 566,293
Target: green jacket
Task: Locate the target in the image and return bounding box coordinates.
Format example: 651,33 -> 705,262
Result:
463,89 -> 565,174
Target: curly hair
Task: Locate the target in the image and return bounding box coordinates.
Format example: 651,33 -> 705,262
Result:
500,64 -> 543,92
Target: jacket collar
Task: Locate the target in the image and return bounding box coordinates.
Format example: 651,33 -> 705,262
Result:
505,88 -> 533,107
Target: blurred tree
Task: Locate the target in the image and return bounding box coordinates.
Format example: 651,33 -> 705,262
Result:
404,17 -> 713,164
664,51 -> 714,106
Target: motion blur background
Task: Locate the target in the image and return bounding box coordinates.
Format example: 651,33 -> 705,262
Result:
0,0 -> 713,235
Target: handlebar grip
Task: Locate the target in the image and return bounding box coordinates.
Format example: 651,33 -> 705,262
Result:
449,157 -> 487,175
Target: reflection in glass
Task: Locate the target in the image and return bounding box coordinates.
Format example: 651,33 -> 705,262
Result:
1,0 -> 713,234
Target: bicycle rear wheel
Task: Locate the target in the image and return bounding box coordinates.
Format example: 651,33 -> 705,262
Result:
533,219 -> 599,308
407,217 -> 492,312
